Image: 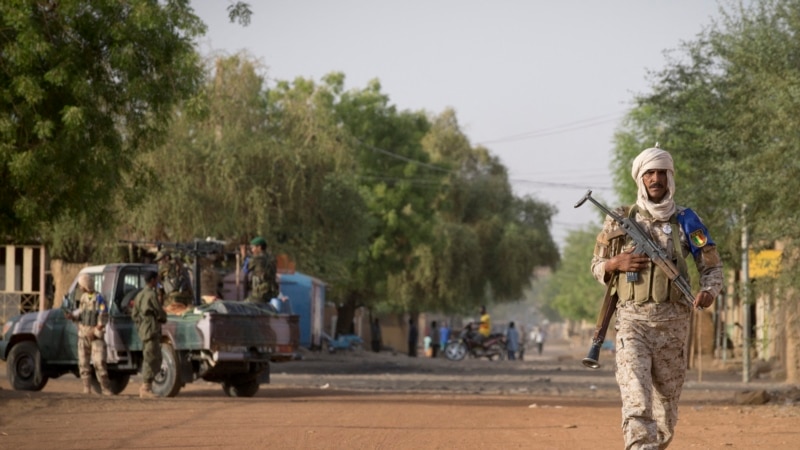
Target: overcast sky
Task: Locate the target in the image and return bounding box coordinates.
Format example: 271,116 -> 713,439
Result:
191,0 -> 726,249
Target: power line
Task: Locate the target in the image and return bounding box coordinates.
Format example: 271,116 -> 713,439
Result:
477,112 -> 627,146
510,178 -> 613,192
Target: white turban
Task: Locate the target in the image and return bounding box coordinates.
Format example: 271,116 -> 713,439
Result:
631,147 -> 676,221
78,274 -> 93,291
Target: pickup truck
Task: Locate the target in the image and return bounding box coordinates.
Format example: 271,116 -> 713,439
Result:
0,263 -> 300,397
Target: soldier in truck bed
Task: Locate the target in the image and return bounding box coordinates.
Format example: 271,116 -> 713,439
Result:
243,236 -> 279,304
155,249 -> 193,307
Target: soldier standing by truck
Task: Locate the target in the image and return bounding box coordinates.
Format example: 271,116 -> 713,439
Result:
244,236 -> 279,304
132,271 -> 167,398
65,274 -> 113,395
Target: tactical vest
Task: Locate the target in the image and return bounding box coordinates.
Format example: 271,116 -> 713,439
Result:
161,261 -> 190,295
614,206 -> 689,305
81,309 -> 99,326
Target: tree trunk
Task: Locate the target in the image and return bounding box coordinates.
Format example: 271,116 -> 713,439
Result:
785,291 -> 800,383
50,259 -> 89,308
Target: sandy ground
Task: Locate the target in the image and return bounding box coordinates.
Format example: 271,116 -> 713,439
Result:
1,339 -> 799,449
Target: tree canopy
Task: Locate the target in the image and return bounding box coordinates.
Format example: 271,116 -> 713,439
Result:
2,2 -> 561,320
1,0 -> 206,256
550,0 -> 800,322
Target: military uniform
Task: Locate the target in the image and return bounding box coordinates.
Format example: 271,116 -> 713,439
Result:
74,289 -> 112,394
132,283 -> 166,397
589,147 -> 726,448
156,251 -> 193,307
245,252 -> 279,304
592,205 -> 723,449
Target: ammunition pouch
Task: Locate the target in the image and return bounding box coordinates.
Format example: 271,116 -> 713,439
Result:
81,309 -> 99,327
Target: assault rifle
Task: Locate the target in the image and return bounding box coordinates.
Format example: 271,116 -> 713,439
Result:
119,239 -> 228,305
574,190 -> 698,369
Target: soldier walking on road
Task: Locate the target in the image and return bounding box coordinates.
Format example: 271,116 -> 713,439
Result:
132,271 -> 167,398
66,274 -> 113,395
590,146 -> 723,448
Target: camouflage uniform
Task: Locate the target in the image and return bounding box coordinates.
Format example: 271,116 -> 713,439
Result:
245,253 -> 279,304
592,205 -> 723,449
157,252 -> 193,307
75,289 -> 112,394
132,284 -> 166,390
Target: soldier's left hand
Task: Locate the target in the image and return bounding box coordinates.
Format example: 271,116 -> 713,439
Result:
694,290 -> 714,309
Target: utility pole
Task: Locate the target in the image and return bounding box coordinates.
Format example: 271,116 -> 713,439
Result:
741,204 -> 751,383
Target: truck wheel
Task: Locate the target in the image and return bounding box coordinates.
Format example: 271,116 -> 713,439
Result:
107,372 -> 131,395
7,341 -> 49,391
151,343 -> 182,398
223,374 -> 260,398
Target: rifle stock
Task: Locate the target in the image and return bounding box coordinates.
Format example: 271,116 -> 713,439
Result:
582,277 -> 617,369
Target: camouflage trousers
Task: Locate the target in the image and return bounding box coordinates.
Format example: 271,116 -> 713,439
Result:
614,302 -> 690,450
78,327 -> 108,380
141,338 -> 163,384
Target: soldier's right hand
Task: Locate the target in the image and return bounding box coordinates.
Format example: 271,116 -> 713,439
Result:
607,248 -> 650,273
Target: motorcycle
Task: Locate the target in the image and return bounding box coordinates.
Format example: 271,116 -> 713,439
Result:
443,323 -> 506,361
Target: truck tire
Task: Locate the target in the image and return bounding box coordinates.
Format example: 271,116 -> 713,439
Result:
222,374 -> 260,398
107,372 -> 131,395
7,341 -> 49,391
151,343 -> 182,398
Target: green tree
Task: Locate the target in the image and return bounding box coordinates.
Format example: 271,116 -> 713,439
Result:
126,55 -> 370,283
547,227 -> 603,321
1,0 -> 206,260
388,110 -> 560,316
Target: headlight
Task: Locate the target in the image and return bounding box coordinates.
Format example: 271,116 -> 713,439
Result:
2,320 -> 11,338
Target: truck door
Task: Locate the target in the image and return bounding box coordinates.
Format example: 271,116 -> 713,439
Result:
106,266 -> 147,363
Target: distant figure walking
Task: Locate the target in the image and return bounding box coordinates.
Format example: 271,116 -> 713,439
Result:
371,318 -> 382,353
534,327 -> 546,355
505,321 -> 519,360
430,321 -> 440,358
408,318 -> 418,357
439,321 -> 450,357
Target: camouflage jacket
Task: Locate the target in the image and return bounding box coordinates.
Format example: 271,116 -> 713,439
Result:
246,253 -> 279,302
132,286 -> 167,341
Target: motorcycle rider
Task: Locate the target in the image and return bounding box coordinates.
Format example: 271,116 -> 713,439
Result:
466,305 -> 492,346
477,305 -> 491,343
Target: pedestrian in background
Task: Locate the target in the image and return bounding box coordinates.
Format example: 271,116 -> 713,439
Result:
370,318 -> 382,352
66,274 -> 112,395
505,321 -> 519,361
407,318 -> 418,357
439,321 -> 450,357
534,327 -> 546,355
430,321 -> 440,358
132,271 -> 167,398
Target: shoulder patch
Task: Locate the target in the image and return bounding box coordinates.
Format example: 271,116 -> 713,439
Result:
678,208 -> 715,258
689,229 -> 708,247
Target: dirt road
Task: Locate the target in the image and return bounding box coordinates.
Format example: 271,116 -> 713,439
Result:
1,340 -> 798,449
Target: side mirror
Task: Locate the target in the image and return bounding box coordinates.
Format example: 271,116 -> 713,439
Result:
61,295 -> 72,310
